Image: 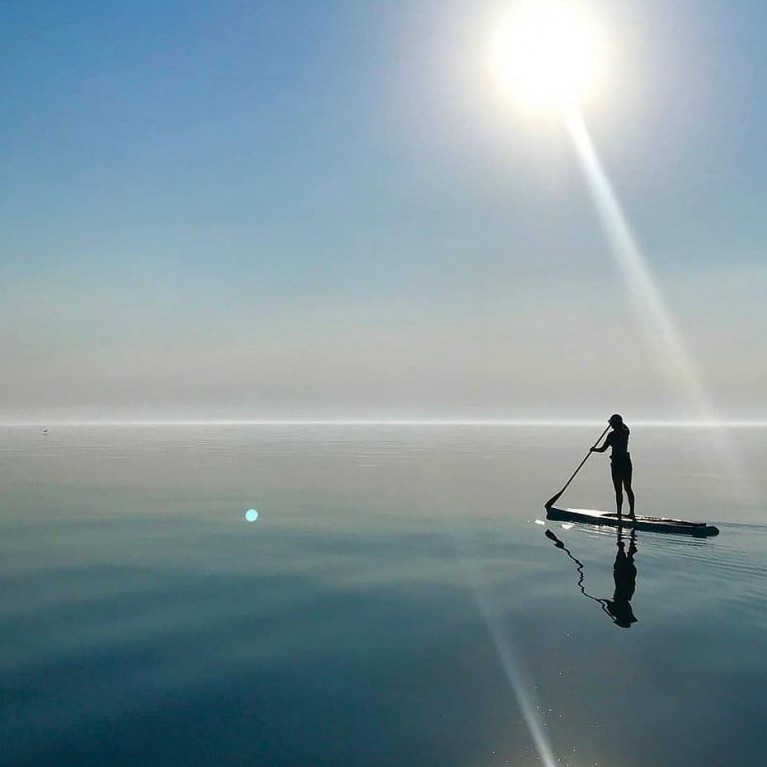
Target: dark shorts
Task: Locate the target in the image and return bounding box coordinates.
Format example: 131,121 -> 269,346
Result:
611,453 -> 633,475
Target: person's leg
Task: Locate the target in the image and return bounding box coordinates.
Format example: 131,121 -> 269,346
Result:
623,465 -> 635,518
611,464 -> 623,516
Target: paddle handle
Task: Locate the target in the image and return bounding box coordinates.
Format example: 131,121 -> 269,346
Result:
545,425 -> 609,508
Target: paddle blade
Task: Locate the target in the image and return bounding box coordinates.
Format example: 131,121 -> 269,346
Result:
544,490 -> 562,509
544,529 -> 564,548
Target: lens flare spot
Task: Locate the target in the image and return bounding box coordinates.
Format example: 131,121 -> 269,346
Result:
245,508 -> 259,522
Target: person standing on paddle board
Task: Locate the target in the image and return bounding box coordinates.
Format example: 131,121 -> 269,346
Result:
590,414 -> 635,519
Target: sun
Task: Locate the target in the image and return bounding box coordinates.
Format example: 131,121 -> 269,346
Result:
491,1 -> 606,110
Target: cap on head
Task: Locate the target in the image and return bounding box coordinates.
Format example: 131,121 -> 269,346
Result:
608,413 -> 623,426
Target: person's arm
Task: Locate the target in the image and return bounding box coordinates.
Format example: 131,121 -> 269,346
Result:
591,432 -> 613,453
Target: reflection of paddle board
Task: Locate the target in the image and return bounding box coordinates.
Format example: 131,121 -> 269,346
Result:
546,506 -> 719,537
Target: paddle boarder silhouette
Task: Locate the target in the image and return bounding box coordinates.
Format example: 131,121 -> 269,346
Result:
544,525 -> 639,629
590,413 -> 635,519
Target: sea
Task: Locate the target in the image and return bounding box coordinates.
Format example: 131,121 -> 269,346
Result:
1,423 -> 765,767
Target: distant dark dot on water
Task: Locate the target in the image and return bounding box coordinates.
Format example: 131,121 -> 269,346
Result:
245,509 -> 259,522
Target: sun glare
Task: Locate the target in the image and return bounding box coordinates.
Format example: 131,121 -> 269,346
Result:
492,1 -> 606,109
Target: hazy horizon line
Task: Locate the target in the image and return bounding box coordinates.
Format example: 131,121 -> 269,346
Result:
2,418 -> 767,428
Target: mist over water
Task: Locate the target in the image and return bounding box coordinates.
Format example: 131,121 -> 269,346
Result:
1,424 -> 765,766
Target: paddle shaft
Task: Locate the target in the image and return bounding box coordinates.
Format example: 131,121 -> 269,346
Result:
545,425 -> 610,508
544,529 -> 611,617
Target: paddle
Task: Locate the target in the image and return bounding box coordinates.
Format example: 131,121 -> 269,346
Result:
544,425 -> 609,509
543,529 -> 612,618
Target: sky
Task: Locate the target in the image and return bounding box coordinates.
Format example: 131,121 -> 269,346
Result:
1,0 -> 766,422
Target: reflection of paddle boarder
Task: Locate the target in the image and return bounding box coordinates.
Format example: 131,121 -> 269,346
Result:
590,414 -> 635,520
544,526 -> 639,629
604,528 -> 638,628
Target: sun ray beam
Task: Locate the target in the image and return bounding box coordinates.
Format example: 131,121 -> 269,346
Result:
443,517 -> 560,767
463,563 -> 559,767
563,106 -> 747,490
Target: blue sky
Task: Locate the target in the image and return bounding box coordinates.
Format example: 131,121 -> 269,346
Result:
1,0 -> 766,421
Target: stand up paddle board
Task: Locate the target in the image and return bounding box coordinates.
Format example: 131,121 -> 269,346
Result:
546,506 -> 719,537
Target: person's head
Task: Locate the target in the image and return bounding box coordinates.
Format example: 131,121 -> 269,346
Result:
605,599 -> 638,628
608,413 -> 624,430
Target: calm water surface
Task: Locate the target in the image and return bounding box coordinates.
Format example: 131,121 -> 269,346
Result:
1,424 -> 765,766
